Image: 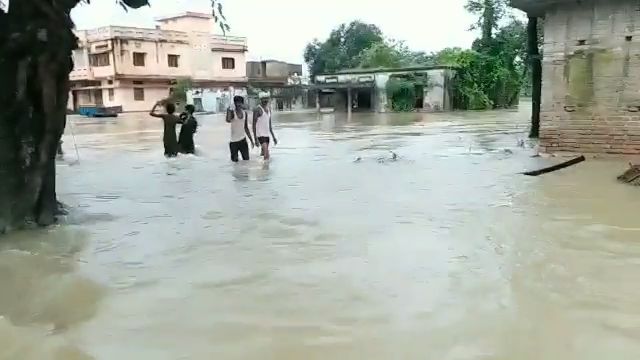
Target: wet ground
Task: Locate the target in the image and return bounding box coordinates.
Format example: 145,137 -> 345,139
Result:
2,103 -> 640,360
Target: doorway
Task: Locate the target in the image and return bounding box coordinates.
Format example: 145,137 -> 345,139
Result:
93,89 -> 104,106
414,85 -> 424,109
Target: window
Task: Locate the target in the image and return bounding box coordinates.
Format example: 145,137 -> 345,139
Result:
133,52 -> 146,66
222,57 -> 235,69
168,54 -> 179,68
133,81 -> 144,85
108,89 -> 114,101
134,88 -> 145,101
107,80 -> 113,85
89,53 -> 110,67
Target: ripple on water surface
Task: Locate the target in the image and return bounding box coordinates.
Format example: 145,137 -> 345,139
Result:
4,108 -> 640,359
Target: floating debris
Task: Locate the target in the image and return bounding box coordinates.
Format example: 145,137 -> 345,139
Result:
357,151 -> 400,164
522,155 -> 585,176
617,163 -> 640,185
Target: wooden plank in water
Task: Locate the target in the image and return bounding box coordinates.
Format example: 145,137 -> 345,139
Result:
522,155 -> 586,176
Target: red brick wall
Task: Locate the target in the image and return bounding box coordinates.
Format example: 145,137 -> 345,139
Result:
540,112 -> 640,154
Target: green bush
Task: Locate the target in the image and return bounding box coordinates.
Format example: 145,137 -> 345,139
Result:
386,78 -> 415,112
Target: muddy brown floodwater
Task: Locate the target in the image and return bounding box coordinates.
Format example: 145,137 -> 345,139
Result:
2,103 -> 640,360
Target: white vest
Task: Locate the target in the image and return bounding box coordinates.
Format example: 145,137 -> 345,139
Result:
255,105 -> 271,137
229,109 -> 247,142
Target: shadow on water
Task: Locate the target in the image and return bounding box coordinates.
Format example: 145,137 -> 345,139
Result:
0,228 -> 104,360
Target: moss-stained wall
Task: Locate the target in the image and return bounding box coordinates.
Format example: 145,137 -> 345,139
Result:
539,0 -> 640,154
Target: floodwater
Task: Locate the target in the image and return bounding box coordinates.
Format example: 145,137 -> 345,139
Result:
2,103 -> 640,360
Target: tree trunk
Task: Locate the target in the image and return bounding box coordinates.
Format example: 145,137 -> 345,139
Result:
528,16 -> 542,139
0,0 -> 78,232
481,0 -> 495,43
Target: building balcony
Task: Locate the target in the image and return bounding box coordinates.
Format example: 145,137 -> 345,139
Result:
78,26 -> 190,44
210,34 -> 248,53
70,67 -> 94,81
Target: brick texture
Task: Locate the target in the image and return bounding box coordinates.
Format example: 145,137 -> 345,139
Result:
541,0 -> 640,154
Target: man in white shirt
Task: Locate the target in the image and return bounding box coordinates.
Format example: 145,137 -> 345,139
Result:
226,96 -> 254,162
252,93 -> 278,160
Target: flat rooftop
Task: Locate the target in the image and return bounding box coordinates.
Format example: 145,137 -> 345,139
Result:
155,12 -> 212,22
317,65 -> 458,77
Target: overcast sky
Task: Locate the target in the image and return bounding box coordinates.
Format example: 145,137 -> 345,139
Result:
71,0 -> 505,66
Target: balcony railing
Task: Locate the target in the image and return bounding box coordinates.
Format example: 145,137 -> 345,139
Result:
69,67 -> 94,80
78,26 -> 190,44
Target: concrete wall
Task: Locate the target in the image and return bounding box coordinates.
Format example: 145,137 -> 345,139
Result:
540,0 -> 640,154
211,51 -> 247,79
69,16 -> 249,113
70,21 -> 248,82
157,14 -> 212,33
113,38 -> 191,78
314,68 -> 453,113
265,61 -> 303,77
247,61 -> 303,79
246,61 -> 264,78
71,80 -> 171,112
117,85 -> 171,112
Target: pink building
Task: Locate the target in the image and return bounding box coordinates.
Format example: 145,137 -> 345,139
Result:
69,12 -> 248,112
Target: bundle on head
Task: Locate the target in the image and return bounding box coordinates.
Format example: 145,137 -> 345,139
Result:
617,163 -> 640,185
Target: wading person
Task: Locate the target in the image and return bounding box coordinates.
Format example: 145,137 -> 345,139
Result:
226,96 -> 254,162
150,100 -> 181,158
178,104 -> 198,154
56,140 -> 64,159
253,93 -> 278,160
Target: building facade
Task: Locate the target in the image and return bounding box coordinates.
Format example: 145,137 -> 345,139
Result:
245,60 -> 307,112
247,60 -> 303,86
68,12 -> 248,112
512,0 -> 640,154
313,66 -> 457,113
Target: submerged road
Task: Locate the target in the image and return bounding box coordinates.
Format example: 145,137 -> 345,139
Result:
1,103 -> 640,359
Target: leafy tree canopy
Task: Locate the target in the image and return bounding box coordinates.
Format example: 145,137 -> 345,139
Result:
304,22 -> 437,76
304,21 -> 384,76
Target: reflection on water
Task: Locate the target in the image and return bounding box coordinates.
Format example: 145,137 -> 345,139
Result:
0,230 -> 102,360
2,103 -> 640,359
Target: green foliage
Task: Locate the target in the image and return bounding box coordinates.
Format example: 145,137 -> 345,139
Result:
436,0 -> 529,110
385,73 -> 430,112
171,77 -> 193,103
302,0 -> 532,111
304,22 -> 436,76
304,21 -> 384,76
357,40 -> 433,69
357,42 -> 405,69
465,0 -> 506,41
386,78 -> 416,112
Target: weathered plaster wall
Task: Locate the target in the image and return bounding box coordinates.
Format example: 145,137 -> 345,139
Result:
541,0 -> 640,154
314,67 -> 454,113
422,69 -> 455,112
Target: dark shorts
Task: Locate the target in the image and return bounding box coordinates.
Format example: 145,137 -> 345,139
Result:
258,136 -> 270,145
229,138 -> 250,162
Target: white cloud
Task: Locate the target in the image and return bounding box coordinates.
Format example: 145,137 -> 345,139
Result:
71,0 -> 481,65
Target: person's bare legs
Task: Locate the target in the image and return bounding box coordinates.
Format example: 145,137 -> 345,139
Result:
262,142 -> 270,160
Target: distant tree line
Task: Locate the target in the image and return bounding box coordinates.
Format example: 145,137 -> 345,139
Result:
304,0 -> 543,112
